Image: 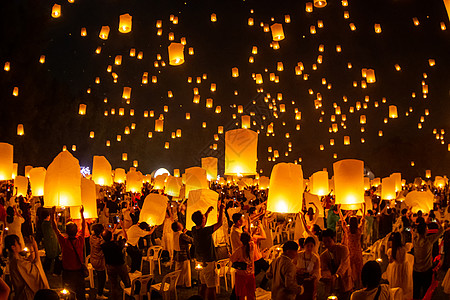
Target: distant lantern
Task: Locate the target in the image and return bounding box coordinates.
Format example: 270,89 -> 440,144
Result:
344,136 -> 350,145
17,124 -> 24,136
44,151 -> 82,207
114,168 -> 126,183
80,27 -> 87,36
270,23 -> 285,41
225,129 -> 258,176
119,14 -> 132,33
241,115 -> 251,129
51,4 -> 61,18
267,163 -> 304,213
333,159 -> 365,210
114,55 -> 122,65
79,104 -> 86,115
211,13 -> 217,22
389,105 -> 398,118
232,67 -> 239,77
99,26 -> 110,39
310,170 -> 329,196
314,0 -> 327,8
168,42 -> 184,66
374,24 -> 382,33
89,131 -> 94,138
306,2 -> 313,12
360,115 -> 366,124
425,170 -> 431,179
218,126 -> 224,134
122,87 -> 131,99
366,69 -> 376,83
122,153 -> 127,161
428,59 -> 436,66
381,177 -> 396,200
206,98 -> 213,108
12,87 -> 19,96
185,113 -> 191,120
155,119 -> 164,132
92,156 -> 112,186
39,55 -> 45,63
4,62 -> 10,71
29,167 -> 46,196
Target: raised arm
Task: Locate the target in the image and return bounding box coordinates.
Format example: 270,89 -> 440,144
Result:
50,206 -> 62,238
301,212 -> 313,236
80,206 -> 86,238
212,201 -> 225,232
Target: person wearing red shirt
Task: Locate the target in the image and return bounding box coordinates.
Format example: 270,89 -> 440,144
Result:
51,206 -> 86,300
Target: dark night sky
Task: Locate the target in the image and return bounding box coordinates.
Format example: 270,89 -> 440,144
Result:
1,0 -> 450,181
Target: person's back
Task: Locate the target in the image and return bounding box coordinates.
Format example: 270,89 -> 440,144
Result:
192,225 -> 216,262
351,261 -> 391,300
350,284 -> 391,300
101,239 -> 125,266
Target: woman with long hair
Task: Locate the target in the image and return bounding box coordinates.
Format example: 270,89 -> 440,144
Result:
296,236 -> 320,300
5,234 -> 49,299
6,206 -> 25,247
339,205 -> 365,289
230,232 -> 256,300
383,231 -> 413,299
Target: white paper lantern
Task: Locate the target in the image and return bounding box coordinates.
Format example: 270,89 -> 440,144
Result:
140,194 -> 168,226
92,156 -> 112,186
225,129 -> 258,176
186,189 -> 219,230
29,167 -> 46,196
267,163 -> 304,213
333,159 -> 364,210
185,167 -> 208,197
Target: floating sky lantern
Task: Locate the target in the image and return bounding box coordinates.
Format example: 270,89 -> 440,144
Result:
29,167 -> 46,196
99,26 -> 110,39
225,129 -> 258,176
267,163 -> 304,213
119,14 -> 132,33
381,177 -> 396,200
389,105 -> 398,118
17,124 -> 24,136
333,159 -> 364,210
44,151 -> 82,207
126,170 -> 142,193
166,176 -> 182,197
270,23 -> 285,41
114,168 -> 126,183
51,4 -> 61,18
314,0 -> 327,8
168,43 -> 185,65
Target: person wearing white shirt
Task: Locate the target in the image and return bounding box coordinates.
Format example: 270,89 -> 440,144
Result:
126,222 -> 155,272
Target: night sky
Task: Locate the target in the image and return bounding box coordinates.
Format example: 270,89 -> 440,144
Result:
1,0 -> 450,181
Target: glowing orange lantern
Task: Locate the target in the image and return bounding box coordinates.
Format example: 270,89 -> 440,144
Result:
119,14 -> 132,33
333,159 -> 364,210
225,129 -> 258,176
201,157 -> 218,181
168,43 -> 184,65
267,163 -> 304,213
29,167 -> 46,196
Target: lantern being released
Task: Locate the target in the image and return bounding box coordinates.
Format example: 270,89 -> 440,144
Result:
270,23 -> 285,41
186,189 -> 219,230
29,167 -> 46,196
267,163 -> 304,213
126,170 -> 142,193
140,194 -> 168,226
44,151 -> 82,207
72,178 -> 98,219
185,167 -> 209,197
166,176 -> 182,197
201,157 -> 218,181
0,143 -> 13,180
225,129 -> 258,176
119,14 -> 132,33
114,168 -> 126,183
168,43 -> 185,66
310,170 -> 329,196
333,159 -> 365,210
92,156 -> 112,186
14,176 -> 28,197
381,177 -> 396,200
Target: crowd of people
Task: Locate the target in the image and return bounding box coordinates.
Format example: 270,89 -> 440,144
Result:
0,179 -> 449,300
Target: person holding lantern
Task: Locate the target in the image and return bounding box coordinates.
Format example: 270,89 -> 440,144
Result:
51,206 -> 86,300
191,200 -> 225,300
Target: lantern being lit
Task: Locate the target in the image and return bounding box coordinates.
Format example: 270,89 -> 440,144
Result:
267,163 -> 304,213
381,177 -> 396,200
333,159 -> 365,210
185,167 -> 209,197
225,129 -> 258,176
166,176 -> 182,197
140,194 -> 168,226
92,156 -> 112,186
119,14 -> 132,33
29,167 -> 46,196
14,176 -> 28,197
0,143 -> 13,181
201,157 -> 218,181
44,151 -> 82,207
168,43 -> 185,66
270,23 -> 285,41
